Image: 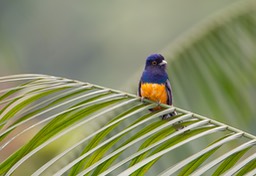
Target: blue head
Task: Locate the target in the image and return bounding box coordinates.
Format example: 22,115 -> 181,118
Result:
141,54 -> 168,83
145,54 -> 167,70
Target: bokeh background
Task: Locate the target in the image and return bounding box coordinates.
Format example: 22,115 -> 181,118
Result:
0,0 -> 238,89
2,1 -> 256,175
3,0 -> 256,133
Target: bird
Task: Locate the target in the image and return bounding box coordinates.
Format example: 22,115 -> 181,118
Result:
138,53 -> 177,119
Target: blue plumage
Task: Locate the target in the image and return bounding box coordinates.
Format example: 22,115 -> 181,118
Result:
138,54 -> 176,119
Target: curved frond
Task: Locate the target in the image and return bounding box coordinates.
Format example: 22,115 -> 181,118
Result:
160,0 -> 256,134
0,74 -> 255,175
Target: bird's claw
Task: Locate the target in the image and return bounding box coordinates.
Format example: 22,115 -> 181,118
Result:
161,110 -> 177,120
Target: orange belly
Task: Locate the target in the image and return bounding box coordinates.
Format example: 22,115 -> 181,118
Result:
140,83 -> 168,105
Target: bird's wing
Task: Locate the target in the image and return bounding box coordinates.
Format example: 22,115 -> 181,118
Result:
165,79 -> 173,105
138,80 -> 142,97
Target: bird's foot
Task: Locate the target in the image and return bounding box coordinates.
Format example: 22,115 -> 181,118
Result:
161,110 -> 177,120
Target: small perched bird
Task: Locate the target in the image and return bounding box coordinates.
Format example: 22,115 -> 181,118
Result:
138,54 -> 176,119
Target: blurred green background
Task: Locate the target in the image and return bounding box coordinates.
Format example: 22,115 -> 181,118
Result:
0,0 -> 237,88
2,1 -> 256,175
2,0 -> 256,134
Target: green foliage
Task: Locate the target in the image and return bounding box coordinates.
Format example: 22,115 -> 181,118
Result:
161,0 -> 256,134
0,75 -> 255,175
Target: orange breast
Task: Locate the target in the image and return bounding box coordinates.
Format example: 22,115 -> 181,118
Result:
140,83 -> 168,104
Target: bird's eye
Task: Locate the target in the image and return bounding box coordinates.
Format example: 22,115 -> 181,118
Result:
152,61 -> 157,65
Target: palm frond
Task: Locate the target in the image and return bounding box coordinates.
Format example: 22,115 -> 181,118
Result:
160,0 -> 256,134
0,74 -> 255,175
